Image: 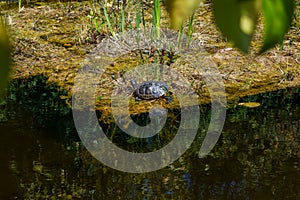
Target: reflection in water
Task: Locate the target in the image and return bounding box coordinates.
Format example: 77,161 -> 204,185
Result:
0,88 -> 299,199
0,107 -> 81,199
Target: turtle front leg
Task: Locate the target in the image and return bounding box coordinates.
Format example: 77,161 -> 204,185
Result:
164,96 -> 172,104
135,96 -> 142,101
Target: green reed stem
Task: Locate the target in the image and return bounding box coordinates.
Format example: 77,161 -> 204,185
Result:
187,12 -> 195,39
153,0 -> 161,37
177,25 -> 183,47
135,2 -> 141,29
18,0 -> 22,11
102,0 -> 115,36
135,1 -> 142,43
93,17 -> 101,33
142,4 -> 145,29
120,2 -> 125,33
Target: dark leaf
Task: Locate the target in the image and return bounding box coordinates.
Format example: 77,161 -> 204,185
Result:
213,0 -> 259,53
259,0 -> 295,54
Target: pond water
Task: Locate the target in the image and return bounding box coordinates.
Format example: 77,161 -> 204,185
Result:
0,83 -> 300,199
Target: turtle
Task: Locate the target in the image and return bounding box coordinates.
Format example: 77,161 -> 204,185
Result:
130,78 -> 172,103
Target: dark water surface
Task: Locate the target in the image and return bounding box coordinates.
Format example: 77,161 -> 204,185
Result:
0,87 -> 300,199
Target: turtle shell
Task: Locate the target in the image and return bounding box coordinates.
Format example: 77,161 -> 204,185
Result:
135,81 -> 168,100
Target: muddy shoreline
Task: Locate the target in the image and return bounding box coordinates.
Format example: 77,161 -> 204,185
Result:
1,1 -> 299,119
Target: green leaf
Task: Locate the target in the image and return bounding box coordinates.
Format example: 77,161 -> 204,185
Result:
213,0 -> 259,53
0,20 -> 12,97
260,0 -> 295,54
164,0 -> 201,30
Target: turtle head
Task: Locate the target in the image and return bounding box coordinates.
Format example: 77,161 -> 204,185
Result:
130,78 -> 137,89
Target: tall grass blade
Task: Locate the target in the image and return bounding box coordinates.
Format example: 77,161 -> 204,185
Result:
135,1 -> 142,43
102,0 -> 115,36
18,0 -> 22,11
153,0 -> 161,37
177,25 -> 183,47
135,1 -> 141,29
187,12 -> 195,39
120,2 -> 125,33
